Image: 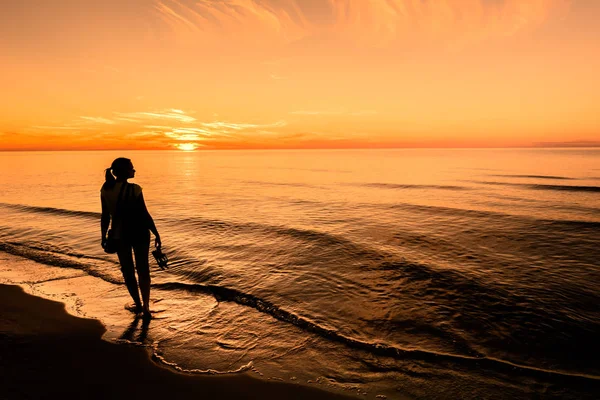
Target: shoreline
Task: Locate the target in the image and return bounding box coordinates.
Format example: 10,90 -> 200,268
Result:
0,283 -> 356,400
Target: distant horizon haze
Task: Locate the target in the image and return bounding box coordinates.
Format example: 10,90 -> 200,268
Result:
1,143 -> 599,152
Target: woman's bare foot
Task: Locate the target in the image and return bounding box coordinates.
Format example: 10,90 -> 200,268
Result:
125,303 -> 143,314
142,305 -> 152,320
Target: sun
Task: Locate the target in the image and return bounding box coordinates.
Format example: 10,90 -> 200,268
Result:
176,143 -> 198,151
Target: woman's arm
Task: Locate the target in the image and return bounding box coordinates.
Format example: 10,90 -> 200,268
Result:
100,194 -> 110,247
138,193 -> 161,247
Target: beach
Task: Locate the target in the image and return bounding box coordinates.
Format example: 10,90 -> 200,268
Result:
0,282 -> 356,400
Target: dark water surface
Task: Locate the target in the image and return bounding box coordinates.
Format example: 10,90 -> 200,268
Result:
1,149 -> 599,399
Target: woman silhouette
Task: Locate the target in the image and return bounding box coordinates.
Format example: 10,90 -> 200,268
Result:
100,158 -> 161,318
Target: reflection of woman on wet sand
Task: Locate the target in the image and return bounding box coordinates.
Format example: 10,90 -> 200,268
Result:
101,157 -> 161,318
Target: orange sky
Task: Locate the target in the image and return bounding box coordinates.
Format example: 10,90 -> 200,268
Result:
1,0 -> 599,150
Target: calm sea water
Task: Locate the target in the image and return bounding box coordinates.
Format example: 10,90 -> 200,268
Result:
0,149 -> 599,399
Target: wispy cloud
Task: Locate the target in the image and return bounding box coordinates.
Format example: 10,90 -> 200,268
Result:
152,0 -> 570,47
154,0 -> 310,42
80,116 -> 116,125
115,109 -> 196,123
124,131 -> 165,139
149,126 -> 213,135
200,120 -> 287,130
144,119 -> 288,145
31,126 -> 95,131
115,117 -> 141,123
61,107 -> 289,148
69,109 -> 198,128
154,1 -> 202,34
22,109 -> 291,149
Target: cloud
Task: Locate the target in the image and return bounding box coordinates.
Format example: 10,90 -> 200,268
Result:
135,118 -> 288,145
115,117 -> 141,123
153,1 -> 202,34
124,131 -> 165,138
80,116 -> 116,125
31,126 -> 87,130
70,109 -> 198,129
152,0 -> 570,47
30,126 -> 97,134
200,120 -> 287,131
154,0 -> 310,43
115,109 -> 196,123
61,108 -> 289,148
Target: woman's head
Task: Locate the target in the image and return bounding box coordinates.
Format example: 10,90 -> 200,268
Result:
111,158 -> 135,179
104,158 -> 135,188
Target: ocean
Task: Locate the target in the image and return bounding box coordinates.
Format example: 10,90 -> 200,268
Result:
0,149 -> 599,399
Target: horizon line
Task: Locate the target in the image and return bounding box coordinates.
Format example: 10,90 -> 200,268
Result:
1,146 -> 599,152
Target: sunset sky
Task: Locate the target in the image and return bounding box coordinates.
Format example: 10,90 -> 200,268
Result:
1,0 -> 598,150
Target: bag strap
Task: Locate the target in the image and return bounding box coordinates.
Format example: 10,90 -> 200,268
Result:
126,183 -> 133,203
114,182 -> 128,218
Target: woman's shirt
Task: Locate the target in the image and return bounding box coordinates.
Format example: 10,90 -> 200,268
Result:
101,182 -> 143,238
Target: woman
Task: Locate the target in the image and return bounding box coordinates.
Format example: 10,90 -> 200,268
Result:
100,158 -> 161,318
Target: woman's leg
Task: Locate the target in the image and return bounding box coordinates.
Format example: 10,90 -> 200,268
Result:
117,243 -> 142,311
133,235 -> 151,315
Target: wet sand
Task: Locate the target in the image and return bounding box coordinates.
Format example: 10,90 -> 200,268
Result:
0,284 -> 355,400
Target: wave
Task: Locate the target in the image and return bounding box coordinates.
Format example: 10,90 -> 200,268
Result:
488,174 -> 575,180
7,200 -> 597,305
475,198 -> 600,217
151,281 -> 599,382
527,184 -> 600,193
382,201 -> 600,228
2,238 -> 599,382
168,206 -> 599,269
0,202 -> 100,219
22,242 -> 116,263
221,166 -> 350,173
151,347 -> 254,375
7,199 -> 594,265
359,183 -> 469,191
4,199 -> 599,241
240,180 -> 327,189
163,215 -> 372,252
473,181 -> 600,193
272,167 -> 351,173
0,242 -> 122,285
